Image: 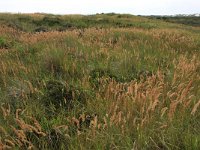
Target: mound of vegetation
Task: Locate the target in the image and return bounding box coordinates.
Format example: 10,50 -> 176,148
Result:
149,15 -> 200,27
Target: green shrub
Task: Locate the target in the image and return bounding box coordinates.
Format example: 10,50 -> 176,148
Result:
44,80 -> 93,114
45,80 -> 72,109
0,37 -> 9,49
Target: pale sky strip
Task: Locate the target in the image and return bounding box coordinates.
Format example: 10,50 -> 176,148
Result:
0,0 -> 199,15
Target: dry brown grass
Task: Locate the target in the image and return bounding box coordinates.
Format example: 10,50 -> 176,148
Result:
0,19 -> 199,149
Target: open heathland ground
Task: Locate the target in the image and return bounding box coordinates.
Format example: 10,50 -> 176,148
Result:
0,13 -> 200,149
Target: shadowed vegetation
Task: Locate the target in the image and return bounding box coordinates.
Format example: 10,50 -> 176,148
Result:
149,15 -> 200,27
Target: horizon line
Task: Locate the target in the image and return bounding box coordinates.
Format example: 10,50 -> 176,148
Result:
0,11 -> 200,16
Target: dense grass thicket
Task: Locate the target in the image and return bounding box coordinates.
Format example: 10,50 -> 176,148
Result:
0,13 -> 200,149
148,15 -> 200,27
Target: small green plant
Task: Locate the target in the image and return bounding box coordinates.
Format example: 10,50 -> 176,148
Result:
0,37 -> 9,49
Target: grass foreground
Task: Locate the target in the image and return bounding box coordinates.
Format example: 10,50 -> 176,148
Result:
0,13 -> 200,149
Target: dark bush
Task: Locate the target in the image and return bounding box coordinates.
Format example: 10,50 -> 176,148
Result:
62,22 -> 74,28
32,16 -> 63,27
34,27 -> 48,32
42,16 -> 62,26
44,80 -> 92,113
45,80 -> 72,109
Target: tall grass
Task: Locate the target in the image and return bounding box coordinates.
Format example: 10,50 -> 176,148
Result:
0,14 -> 200,149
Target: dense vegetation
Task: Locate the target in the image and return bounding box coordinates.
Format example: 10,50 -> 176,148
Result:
0,13 -> 200,149
148,15 -> 200,27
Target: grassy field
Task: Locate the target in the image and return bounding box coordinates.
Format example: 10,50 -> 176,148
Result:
148,15 -> 200,27
0,13 -> 200,149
